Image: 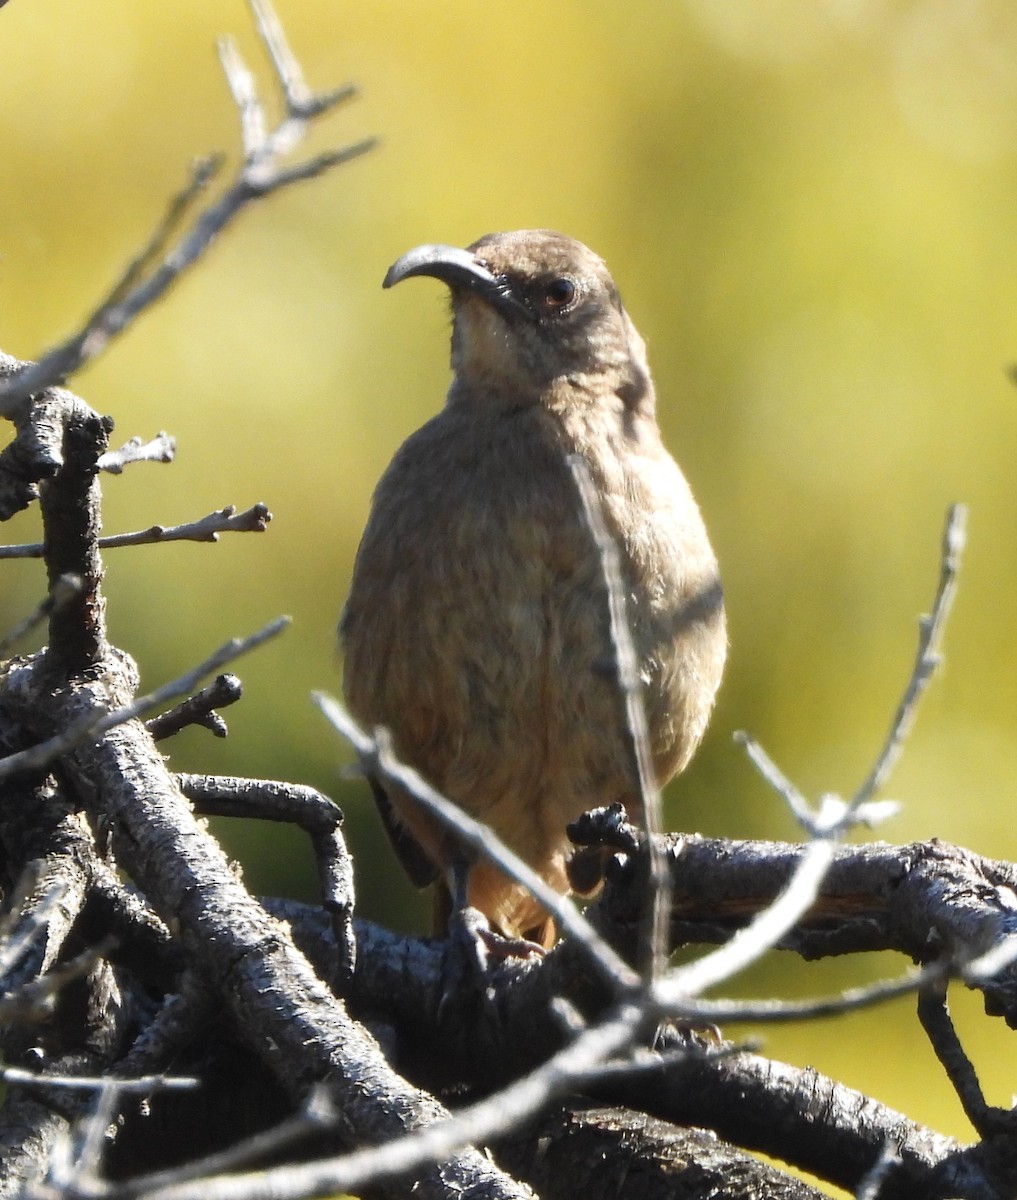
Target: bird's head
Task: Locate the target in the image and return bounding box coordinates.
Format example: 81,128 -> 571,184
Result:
383,230 -> 652,413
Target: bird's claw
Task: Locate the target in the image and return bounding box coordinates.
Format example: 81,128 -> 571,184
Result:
566,801 -> 641,893
437,905 -> 546,1021
567,802 -> 640,854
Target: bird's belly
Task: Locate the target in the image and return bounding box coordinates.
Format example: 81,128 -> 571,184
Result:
407,543 -> 672,862
341,407 -> 725,938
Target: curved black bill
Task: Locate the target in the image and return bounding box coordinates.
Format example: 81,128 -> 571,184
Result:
383,243 -> 526,318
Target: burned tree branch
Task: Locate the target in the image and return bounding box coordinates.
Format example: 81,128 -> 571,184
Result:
146,675 -> 242,742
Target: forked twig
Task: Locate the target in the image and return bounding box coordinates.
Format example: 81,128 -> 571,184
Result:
0,0 -> 374,415
97,432 -> 176,475
146,674 -> 242,741
0,616 -> 289,783
736,504 -> 966,837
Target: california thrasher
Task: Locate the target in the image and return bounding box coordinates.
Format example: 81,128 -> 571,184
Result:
340,230 -> 726,947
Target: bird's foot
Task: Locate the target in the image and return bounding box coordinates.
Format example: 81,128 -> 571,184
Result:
566,801 -> 641,894
474,922 -> 548,965
450,904 -> 497,976
438,906 -> 545,1019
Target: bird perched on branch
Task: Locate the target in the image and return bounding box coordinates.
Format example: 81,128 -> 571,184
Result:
340,230 -> 726,949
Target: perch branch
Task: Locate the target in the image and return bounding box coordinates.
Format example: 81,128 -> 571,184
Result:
315,693 -> 640,995
653,837 -> 836,1008
592,833 -> 1017,1025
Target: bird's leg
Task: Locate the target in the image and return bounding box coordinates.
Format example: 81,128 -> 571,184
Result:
444,856 -> 495,976
566,801 -> 641,895
433,858 -> 498,1018
437,858 -> 548,1015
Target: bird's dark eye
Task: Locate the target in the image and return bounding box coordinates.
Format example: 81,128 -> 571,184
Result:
540,277 -> 576,310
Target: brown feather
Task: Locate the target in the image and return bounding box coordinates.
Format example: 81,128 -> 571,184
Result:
340,231 -> 726,942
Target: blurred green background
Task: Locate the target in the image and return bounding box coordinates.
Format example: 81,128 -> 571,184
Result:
3,0 -> 1016,1181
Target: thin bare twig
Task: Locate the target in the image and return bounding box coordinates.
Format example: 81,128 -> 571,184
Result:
732,731 -> 812,824
0,574 -> 81,655
217,37 -> 265,159
0,1067 -> 200,1094
146,674 -> 242,741
105,1003 -> 642,1200
684,961 -> 944,1026
735,505 -> 965,837
314,693 -> 640,995
917,982 -> 1016,1136
0,0 -> 374,414
852,503 -> 966,809
251,0 -> 314,112
97,432 -> 176,475
98,503 -> 272,548
0,504 -> 272,559
249,0 -> 357,130
100,157 -> 224,310
67,1079 -> 121,1193
568,456 -> 670,983
0,616 -> 289,783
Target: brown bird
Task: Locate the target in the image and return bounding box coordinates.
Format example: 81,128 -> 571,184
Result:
340,230 -> 726,948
